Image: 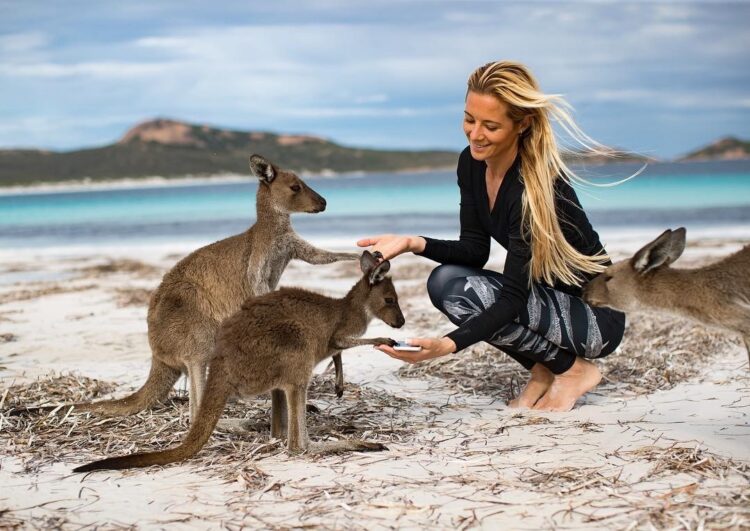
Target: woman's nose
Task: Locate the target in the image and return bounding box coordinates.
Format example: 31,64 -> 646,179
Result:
469,128 -> 483,141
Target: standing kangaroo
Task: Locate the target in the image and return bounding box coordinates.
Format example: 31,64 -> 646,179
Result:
583,228 -> 750,365
24,155 -> 356,423
74,251 -> 403,472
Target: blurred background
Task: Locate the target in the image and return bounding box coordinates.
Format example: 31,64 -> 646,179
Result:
1,0 -> 748,249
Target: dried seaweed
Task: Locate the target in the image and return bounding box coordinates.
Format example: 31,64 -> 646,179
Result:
1,373 -> 418,482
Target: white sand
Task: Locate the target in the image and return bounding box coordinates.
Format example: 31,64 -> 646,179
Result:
1,235 -> 748,529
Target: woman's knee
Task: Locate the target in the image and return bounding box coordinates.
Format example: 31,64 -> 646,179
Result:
426,264 -> 468,308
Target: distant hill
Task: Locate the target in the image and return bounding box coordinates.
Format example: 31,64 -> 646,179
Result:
678,136 -> 750,161
0,118 -> 458,186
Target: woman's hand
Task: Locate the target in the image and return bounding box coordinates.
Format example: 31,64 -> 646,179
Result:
376,337 -> 456,364
356,234 -> 425,261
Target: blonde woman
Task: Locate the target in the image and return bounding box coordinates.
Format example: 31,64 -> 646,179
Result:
357,61 -> 626,412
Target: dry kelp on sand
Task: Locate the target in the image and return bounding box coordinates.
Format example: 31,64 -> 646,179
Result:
399,312 -> 742,397
0,373 -> 417,480
76,258 -> 163,279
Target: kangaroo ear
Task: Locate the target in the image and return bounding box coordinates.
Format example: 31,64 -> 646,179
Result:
360,251 -> 374,273
368,259 -> 390,285
632,227 -> 686,273
249,154 -> 276,183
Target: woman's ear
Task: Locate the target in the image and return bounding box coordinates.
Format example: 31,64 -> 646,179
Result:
519,117 -> 532,135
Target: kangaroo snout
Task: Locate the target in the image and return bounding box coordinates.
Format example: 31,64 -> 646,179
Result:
389,314 -> 406,329
310,196 -> 327,213
581,277 -> 604,306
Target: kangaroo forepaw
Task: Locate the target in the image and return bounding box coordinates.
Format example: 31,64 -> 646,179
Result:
372,337 -> 397,347
308,439 -> 388,455
353,441 -> 388,452
335,385 -> 344,399
216,418 -> 256,434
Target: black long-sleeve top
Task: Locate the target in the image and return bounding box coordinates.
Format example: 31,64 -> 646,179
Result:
418,146 -> 610,352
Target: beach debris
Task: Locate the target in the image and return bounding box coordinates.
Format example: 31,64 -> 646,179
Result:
0,333 -> 17,343
76,258 -> 163,279
0,373 -> 418,478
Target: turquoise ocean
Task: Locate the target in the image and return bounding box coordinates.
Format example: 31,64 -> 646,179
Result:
0,159 -> 749,249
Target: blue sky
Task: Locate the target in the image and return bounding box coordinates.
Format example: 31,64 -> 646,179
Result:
1,1 -> 748,158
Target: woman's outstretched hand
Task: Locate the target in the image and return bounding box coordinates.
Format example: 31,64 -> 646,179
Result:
376,337 -> 456,363
356,234 -> 426,261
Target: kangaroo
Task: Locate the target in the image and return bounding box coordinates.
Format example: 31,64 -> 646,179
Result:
583,228 -> 750,365
73,251 -> 403,472
16,155 -> 356,423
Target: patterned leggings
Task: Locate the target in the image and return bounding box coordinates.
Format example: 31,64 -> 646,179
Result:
427,264 -> 626,374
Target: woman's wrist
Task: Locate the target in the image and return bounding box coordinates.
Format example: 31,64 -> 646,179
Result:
409,236 -> 426,254
440,337 -> 457,354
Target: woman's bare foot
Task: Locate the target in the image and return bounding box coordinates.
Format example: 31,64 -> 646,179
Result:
508,363 -> 554,408
533,358 -> 601,412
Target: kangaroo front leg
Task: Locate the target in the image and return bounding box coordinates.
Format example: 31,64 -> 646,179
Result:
292,238 -> 359,265
744,335 -> 750,369
333,352 -> 344,398
331,337 -> 397,350
270,389 -> 287,439
285,385 -> 309,453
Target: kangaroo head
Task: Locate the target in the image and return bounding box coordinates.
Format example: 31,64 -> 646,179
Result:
249,154 -> 327,214
583,228 -> 686,311
360,251 -> 405,329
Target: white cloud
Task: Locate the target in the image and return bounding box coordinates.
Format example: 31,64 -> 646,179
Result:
0,31 -> 48,53
591,89 -> 750,110
0,61 -> 169,78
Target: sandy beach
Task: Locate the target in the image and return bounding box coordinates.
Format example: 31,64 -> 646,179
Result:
1,235 -> 749,529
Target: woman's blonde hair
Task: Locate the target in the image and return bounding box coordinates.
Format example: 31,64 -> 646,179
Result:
467,60 -> 611,287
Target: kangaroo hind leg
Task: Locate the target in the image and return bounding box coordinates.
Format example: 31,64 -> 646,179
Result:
285,384 -> 309,453
186,360 -> 208,423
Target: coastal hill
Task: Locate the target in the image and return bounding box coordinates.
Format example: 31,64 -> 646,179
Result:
678,136 -> 750,161
0,119 -> 746,186
0,118 -> 458,186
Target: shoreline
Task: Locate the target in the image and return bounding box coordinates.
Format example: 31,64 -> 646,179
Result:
1,157 -> 749,196
0,166 -> 457,197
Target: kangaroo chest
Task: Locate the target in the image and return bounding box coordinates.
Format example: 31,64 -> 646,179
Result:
252,233 -> 295,294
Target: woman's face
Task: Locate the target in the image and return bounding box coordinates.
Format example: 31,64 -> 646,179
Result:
463,91 -> 524,164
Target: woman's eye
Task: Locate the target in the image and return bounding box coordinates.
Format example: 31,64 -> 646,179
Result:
290,184 -> 301,192
486,126 -> 497,132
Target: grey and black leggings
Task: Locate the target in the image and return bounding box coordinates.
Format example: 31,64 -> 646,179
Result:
427,265 -> 626,374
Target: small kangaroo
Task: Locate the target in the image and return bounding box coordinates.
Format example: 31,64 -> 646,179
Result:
19,155 -> 356,422
73,251 -> 403,472
583,228 -> 750,365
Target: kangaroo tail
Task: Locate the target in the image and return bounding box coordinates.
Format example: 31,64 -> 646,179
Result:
70,359 -> 183,417
7,360 -> 180,417
73,377 -> 230,472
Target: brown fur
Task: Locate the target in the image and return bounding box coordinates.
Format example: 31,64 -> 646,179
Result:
74,252 -> 404,472
583,228 -> 750,366
23,155 -> 356,421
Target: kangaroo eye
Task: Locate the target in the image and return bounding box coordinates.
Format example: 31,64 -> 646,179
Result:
384,297 -> 395,304
604,275 -> 613,283
290,184 -> 301,192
